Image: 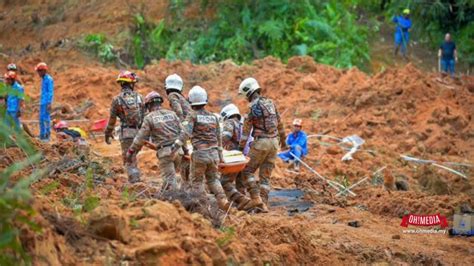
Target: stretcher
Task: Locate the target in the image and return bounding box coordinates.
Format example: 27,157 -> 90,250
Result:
144,141 -> 249,174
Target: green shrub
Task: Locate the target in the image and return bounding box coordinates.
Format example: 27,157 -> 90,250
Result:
127,0 -> 372,69
80,34 -> 117,63
0,115 -> 43,264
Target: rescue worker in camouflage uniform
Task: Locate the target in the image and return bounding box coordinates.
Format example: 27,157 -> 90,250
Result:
105,71 -> 145,183
238,77 -> 287,212
220,103 -> 250,208
165,74 -> 192,183
177,86 -> 230,211
126,91 -> 184,190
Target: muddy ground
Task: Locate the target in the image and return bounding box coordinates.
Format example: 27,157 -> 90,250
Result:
1,0 -> 474,265
0,54 -> 472,265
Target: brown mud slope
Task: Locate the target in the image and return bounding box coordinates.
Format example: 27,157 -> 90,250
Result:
1,53 -> 473,265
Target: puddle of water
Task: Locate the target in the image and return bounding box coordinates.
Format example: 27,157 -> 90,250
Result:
269,189 -> 314,215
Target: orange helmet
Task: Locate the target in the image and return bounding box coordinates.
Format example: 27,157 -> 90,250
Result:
35,62 -> 48,71
7,63 -> 17,71
53,121 -> 68,130
116,71 -> 138,83
4,71 -> 17,80
292,119 -> 303,127
145,91 -> 163,105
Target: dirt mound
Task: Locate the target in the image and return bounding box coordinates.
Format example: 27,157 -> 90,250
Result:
2,46 -> 473,264
356,188 -> 472,218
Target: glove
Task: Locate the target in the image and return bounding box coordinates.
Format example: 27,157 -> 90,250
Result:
170,139 -> 183,153
105,133 -> 112,145
126,149 -> 135,163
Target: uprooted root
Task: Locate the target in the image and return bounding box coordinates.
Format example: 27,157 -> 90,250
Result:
42,211 -> 108,243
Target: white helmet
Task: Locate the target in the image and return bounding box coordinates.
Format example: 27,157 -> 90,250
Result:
220,104 -> 240,119
188,86 -> 208,106
238,77 -> 261,98
165,74 -> 184,91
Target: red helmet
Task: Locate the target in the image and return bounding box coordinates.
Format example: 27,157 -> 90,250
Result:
7,63 -> 17,71
35,62 -> 48,71
145,91 -> 163,105
53,121 -> 68,130
116,71 -> 138,83
4,71 -> 17,80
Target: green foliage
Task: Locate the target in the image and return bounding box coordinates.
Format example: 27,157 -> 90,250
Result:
121,186 -> 137,204
127,0 -> 371,69
40,180 -> 60,195
216,226 -> 235,247
62,166 -> 100,214
335,175 -> 351,189
83,196 -> 100,212
0,120 -> 43,264
81,34 -> 117,63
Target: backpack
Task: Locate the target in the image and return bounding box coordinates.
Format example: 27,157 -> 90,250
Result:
117,90 -> 144,128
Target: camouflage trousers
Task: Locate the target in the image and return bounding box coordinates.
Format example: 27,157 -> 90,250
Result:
156,146 -> 183,190
120,138 -> 139,179
241,137 -> 278,202
221,172 -> 247,202
190,149 -> 226,201
180,158 -> 191,185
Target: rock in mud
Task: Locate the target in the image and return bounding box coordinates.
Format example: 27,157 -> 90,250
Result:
395,180 -> 409,191
392,234 -> 401,240
87,205 -> 130,243
347,221 -> 360,228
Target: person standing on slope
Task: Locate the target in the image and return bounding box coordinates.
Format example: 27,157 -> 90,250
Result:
438,33 -> 458,78
238,77 -> 287,212
164,74 -> 193,184
105,71 -> 145,183
126,91 -> 184,190
220,103 -> 251,209
3,71 -> 24,131
393,8 -> 412,58
178,86 -> 230,211
36,62 -> 54,141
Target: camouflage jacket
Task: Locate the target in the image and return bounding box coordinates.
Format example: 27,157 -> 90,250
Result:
239,96 -> 285,149
222,118 -> 241,150
105,88 -> 145,135
168,92 -> 192,121
130,108 -> 183,152
180,108 -> 222,151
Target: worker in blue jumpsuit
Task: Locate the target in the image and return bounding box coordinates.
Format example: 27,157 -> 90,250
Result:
4,71 -> 24,131
393,9 -> 412,58
278,119 -> 307,171
36,62 -> 54,141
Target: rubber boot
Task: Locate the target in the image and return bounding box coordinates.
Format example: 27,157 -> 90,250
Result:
236,195 -> 251,210
243,196 -> 268,213
260,185 -> 270,205
217,197 -> 231,211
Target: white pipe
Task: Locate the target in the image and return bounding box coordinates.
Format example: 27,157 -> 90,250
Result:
289,152 -> 356,196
